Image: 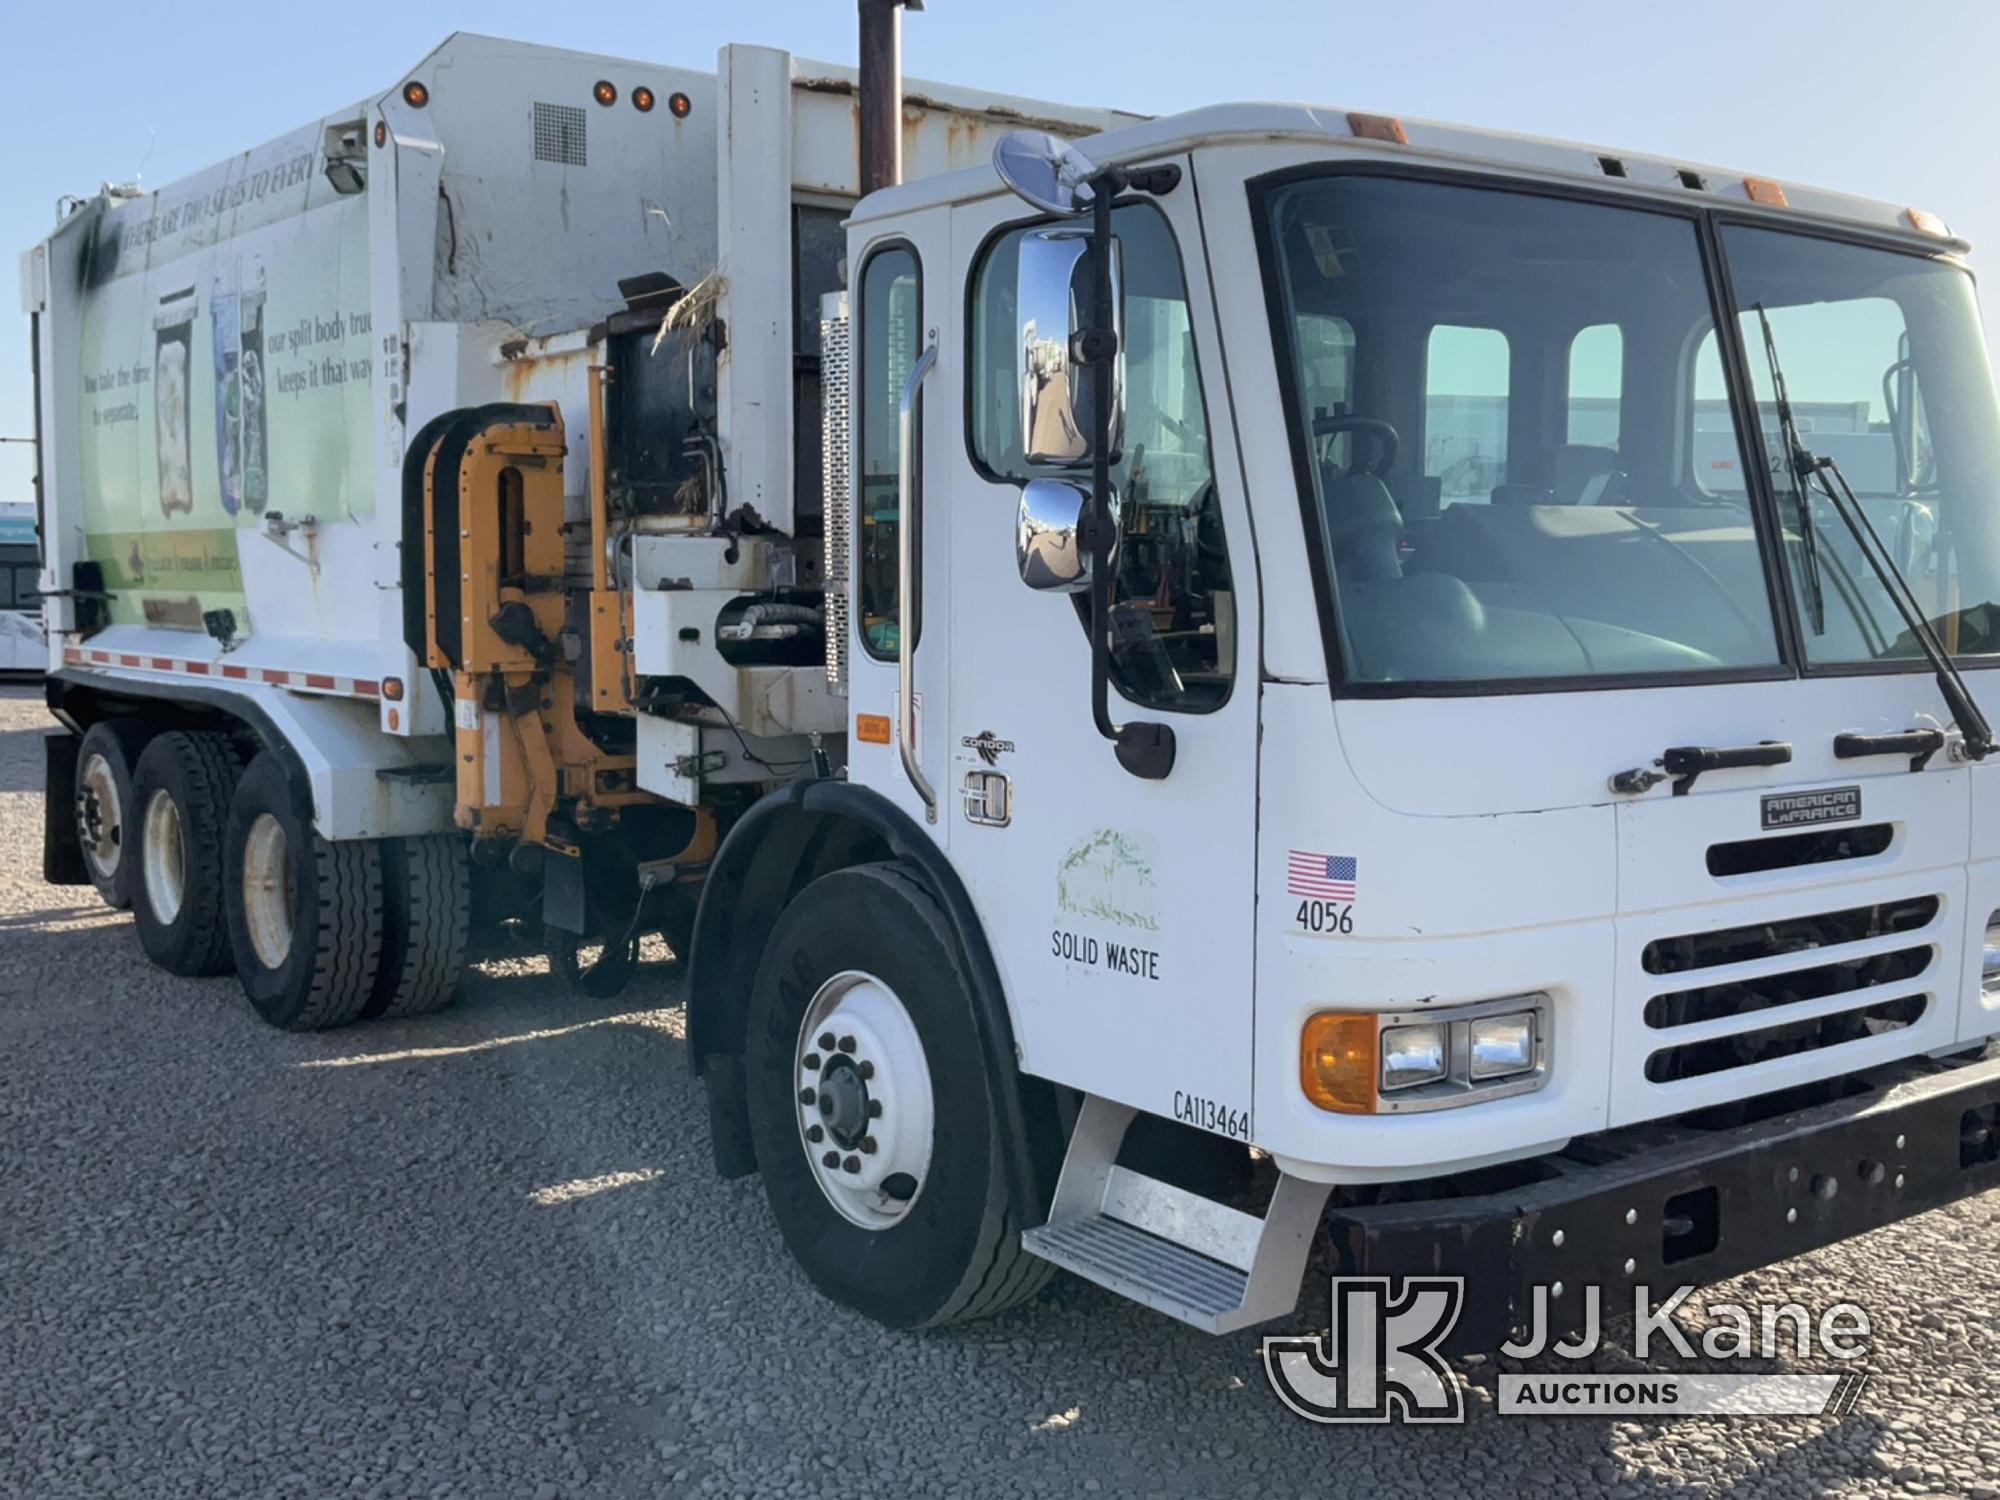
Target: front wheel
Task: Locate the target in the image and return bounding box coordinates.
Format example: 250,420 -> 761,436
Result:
744,863 -> 1050,1329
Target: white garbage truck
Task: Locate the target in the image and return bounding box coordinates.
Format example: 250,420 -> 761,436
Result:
24,7 -> 2000,1343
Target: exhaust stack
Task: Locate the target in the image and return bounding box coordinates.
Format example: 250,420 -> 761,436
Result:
858,0 -> 922,195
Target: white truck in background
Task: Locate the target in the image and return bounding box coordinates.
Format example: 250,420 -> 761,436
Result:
0,501 -> 43,673
23,6 -> 2000,1344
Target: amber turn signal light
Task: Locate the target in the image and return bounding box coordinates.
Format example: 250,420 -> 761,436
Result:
1300,1012 -> 1380,1115
855,714 -> 893,745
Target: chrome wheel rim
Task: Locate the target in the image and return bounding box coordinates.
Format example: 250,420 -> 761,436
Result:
795,969 -> 934,1231
76,751 -> 123,881
142,790 -> 186,925
241,812 -> 293,970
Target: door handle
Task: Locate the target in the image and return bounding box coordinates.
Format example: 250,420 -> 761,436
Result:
897,343 -> 939,822
1834,727 -> 1944,772
1660,741 -> 1792,796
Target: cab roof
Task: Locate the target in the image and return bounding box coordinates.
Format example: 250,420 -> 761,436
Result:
853,101 -> 1965,258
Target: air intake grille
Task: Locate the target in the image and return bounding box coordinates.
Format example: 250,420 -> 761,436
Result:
1638,895 -> 1942,1086
533,103 -> 587,166
820,291 -> 851,692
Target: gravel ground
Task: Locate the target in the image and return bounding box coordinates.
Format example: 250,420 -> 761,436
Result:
4,680 -> 2000,1499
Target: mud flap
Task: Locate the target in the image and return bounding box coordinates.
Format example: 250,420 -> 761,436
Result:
43,732 -> 88,886
540,844 -> 587,934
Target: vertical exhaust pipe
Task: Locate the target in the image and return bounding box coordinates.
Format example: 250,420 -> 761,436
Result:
858,0 -> 922,195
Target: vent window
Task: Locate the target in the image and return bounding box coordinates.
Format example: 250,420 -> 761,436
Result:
533,102 -> 587,166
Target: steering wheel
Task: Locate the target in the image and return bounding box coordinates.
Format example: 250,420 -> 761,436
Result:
1310,415 -> 1399,477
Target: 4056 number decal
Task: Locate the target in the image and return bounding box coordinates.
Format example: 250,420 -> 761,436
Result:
1295,899 -> 1353,935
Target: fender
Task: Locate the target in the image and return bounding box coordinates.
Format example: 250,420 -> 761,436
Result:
48,669 -> 452,841
688,778 -> 1060,1223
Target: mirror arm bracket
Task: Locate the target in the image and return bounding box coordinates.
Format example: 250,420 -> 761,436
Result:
1082,168 -> 1176,782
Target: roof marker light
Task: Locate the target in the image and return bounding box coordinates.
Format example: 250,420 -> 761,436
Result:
1906,207 -> 1950,238
402,81 -> 429,109
633,86 -> 656,114
668,91 -> 693,119
593,80 -> 618,107
1743,175 -> 1789,207
1345,112 -> 1408,146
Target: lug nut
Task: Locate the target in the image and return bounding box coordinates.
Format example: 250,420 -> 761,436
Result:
807,1125 -> 824,1143
798,1087 -> 816,1106
842,1155 -> 861,1174
822,1151 -> 840,1168
818,1032 -> 836,1051
804,1053 -> 821,1071
857,1060 -> 874,1080
838,1035 -> 857,1054
866,1100 -> 883,1118
861,1137 -> 877,1154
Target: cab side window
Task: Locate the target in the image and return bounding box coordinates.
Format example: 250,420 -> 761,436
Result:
857,244 -> 922,657
968,203 -> 1234,710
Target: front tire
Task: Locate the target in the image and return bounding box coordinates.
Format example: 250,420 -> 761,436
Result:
223,752 -> 384,1031
74,718 -> 152,909
745,863 -> 1050,1329
130,730 -> 243,976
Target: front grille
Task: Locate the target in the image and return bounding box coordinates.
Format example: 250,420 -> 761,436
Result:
1645,995 -> 1929,1082
1641,895 -> 1938,976
1644,944 -> 1932,1029
1636,894 -> 1944,1089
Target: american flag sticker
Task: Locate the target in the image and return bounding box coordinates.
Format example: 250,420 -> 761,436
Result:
1288,851 -> 1358,901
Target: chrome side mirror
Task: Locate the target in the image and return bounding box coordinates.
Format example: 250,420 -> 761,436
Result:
1016,477 -> 1109,592
1018,229 -> 1121,467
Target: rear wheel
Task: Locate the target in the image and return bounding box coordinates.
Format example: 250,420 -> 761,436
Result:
744,863 -> 1050,1328
366,835 -> 471,1020
223,752 -> 383,1031
74,718 -> 151,909
130,730 -> 242,976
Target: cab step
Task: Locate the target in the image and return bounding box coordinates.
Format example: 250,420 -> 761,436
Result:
1021,1095 -> 1331,1334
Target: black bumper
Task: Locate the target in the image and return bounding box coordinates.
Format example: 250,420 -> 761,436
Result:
1324,1047 -> 2000,1351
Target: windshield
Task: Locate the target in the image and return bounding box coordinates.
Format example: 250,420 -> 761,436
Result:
1258,172 -> 2000,689
1711,225 -> 2000,664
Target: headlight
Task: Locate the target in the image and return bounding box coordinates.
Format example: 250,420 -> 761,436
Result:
1983,912 -> 2000,997
1300,994 -> 1552,1114
1380,1024 -> 1448,1090
1469,1013 -> 1538,1080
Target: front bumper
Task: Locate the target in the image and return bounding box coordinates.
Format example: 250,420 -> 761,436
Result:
1324,1046 -> 2000,1351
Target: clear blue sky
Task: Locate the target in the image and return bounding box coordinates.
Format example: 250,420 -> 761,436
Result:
8,0 -> 1999,501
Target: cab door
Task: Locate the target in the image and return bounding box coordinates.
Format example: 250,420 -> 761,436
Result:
942,169 -> 1265,1143
844,210 -> 954,842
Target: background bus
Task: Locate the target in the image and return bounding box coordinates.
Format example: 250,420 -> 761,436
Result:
0,502 -> 43,675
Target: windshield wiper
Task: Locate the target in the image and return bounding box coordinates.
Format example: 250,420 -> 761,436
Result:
1753,304 -> 1994,761
1753,305 -> 1828,634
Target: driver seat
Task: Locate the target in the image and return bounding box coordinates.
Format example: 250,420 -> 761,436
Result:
1323,472 -> 1406,584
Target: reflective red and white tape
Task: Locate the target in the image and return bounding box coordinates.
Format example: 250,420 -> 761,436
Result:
63,646 -> 380,700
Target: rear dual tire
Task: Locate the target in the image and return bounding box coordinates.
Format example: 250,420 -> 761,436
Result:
223,754 -> 470,1031
75,718 -> 152,910
130,730 -> 243,976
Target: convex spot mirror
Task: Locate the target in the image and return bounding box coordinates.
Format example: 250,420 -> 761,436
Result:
1018,228 -> 1123,467
1017,477 -> 1116,593
993,129 -> 1098,216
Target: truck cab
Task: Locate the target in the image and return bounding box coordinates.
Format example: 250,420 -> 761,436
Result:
801,107 -> 2000,1337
